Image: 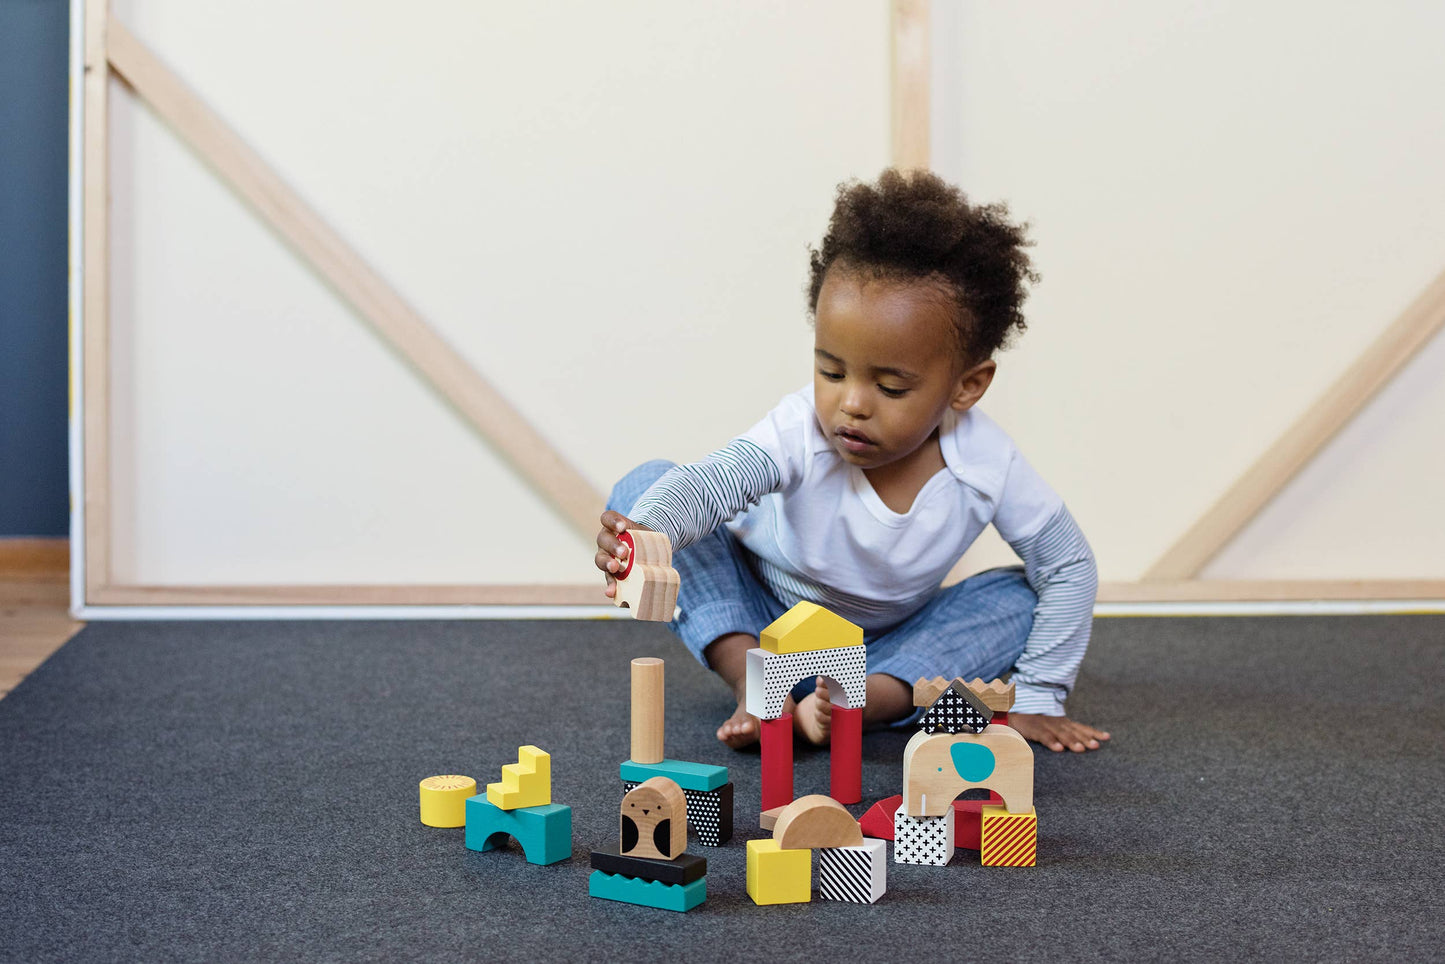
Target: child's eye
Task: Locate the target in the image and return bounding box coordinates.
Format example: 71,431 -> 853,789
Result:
818,369 -> 843,381
878,385 -> 908,398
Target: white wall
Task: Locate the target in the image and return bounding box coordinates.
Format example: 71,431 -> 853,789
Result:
106,0 -> 890,586
102,0 -> 1444,591
935,0 -> 1445,582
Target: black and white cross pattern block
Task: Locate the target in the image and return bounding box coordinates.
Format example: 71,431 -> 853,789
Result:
745,645 -> 867,720
622,781 -> 733,847
893,806 -> 955,866
819,839 -> 887,903
919,681 -> 993,734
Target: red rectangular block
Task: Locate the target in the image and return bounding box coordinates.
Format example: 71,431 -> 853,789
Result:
760,713 -> 794,812
830,706 -> 862,805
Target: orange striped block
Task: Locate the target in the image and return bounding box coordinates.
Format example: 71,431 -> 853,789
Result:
980,805 -> 1037,867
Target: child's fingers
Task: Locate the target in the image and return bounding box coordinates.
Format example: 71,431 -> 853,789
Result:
594,548 -> 623,576
599,509 -> 632,534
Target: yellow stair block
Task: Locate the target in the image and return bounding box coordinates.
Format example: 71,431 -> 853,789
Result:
760,602 -> 863,654
746,839 -> 811,905
486,745 -> 551,810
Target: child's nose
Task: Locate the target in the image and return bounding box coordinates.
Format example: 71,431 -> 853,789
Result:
842,387 -> 869,418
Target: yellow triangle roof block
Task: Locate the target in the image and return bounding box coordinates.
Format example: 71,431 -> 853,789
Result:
760,602 -> 863,654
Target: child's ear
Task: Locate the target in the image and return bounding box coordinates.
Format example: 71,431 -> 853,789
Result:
951,359 -> 996,412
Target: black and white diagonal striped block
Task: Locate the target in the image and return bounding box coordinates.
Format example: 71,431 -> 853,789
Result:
893,807 -> 955,866
819,839 -> 886,904
745,645 -> 868,720
622,781 -> 733,847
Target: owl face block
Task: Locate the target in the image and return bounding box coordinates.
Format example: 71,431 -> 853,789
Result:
620,776 -> 687,860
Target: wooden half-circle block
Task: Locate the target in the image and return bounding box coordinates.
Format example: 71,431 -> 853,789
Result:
773,794 -> 863,850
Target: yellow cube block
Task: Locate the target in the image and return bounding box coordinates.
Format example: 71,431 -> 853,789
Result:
746,839 -> 811,905
980,805 -> 1037,867
760,602 -> 863,654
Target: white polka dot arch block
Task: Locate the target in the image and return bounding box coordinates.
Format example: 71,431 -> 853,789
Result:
745,645 -> 867,721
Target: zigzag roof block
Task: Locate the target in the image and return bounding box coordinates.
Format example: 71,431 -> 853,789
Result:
964,677 -> 1016,712
913,676 -> 950,707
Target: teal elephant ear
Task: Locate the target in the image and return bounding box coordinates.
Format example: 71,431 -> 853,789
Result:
950,741 -> 996,782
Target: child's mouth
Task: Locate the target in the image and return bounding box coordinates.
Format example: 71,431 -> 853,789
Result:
835,426 -> 876,453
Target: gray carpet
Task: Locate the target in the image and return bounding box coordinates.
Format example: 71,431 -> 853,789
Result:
1,616 -> 1442,962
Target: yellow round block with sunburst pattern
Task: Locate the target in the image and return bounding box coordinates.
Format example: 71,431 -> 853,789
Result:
419,775 -> 477,827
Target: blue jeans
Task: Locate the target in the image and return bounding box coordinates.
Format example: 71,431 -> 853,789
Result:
608,461 -> 1036,714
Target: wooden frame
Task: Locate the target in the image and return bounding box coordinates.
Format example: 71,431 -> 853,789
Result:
74,1 -> 1443,610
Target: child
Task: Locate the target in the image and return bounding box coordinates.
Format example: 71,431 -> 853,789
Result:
595,169 -> 1109,754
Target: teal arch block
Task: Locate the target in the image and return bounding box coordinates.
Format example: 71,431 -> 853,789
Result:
464,797 -> 572,866
618,759 -> 728,792
588,870 -> 706,912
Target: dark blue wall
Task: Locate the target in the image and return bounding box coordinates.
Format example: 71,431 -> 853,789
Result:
0,0 -> 69,536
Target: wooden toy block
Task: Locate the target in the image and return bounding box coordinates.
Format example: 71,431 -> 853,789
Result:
981,805 -> 1037,867
759,601 -> 863,654
612,530 -> 680,621
746,839 -> 811,905
621,776 -> 687,860
589,870 -> 706,912
918,679 -> 993,734
831,705 -> 863,804
418,774 -> 476,828
964,677 -> 1016,712
464,797 -> 572,865
589,844 -> 707,885
902,724 -> 1034,816
760,713 -> 794,812
819,839 -> 886,904
618,759 -> 728,792
773,795 -> 864,850
913,676 -> 950,707
746,645 -> 867,720
486,745 -> 551,809
630,657 -> 665,765
758,805 -> 786,832
858,794 -> 995,850
623,780 -> 733,847
893,807 -> 954,866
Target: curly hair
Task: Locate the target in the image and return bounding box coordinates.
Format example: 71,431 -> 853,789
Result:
807,169 -> 1038,362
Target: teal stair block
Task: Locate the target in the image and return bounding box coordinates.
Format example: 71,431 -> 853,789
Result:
588,870 -> 706,912
464,797 -> 572,866
618,759 -> 728,792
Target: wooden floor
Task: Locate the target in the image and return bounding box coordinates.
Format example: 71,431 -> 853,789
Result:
0,544 -> 83,699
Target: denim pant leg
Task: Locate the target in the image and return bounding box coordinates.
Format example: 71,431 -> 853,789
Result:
607,460 -> 787,669
862,567 -> 1038,723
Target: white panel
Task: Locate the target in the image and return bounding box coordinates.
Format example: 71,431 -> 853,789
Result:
107,0 -> 890,583
936,0 -> 1445,579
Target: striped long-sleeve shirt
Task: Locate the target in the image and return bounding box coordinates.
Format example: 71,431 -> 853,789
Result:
630,387 -> 1097,716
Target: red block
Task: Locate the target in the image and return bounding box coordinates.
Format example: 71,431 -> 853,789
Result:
760,713 -> 794,812
830,706 -> 863,805
857,793 -> 989,849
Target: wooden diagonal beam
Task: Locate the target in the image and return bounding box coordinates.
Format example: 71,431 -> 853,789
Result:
1145,264 -> 1445,580
104,20 -> 605,541
891,0 -> 930,170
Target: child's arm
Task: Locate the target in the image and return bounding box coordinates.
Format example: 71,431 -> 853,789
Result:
1002,503 -> 1111,752
594,438 -> 785,590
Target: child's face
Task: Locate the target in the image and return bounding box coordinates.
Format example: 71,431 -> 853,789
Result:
813,269 -> 994,471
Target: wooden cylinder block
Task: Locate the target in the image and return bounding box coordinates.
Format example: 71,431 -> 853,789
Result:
630,657 -> 665,764
419,774 -> 477,828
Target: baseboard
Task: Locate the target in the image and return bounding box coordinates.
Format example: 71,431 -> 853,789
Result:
0,538 -> 69,577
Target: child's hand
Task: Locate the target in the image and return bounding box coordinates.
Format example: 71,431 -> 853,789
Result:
1007,713 -> 1110,753
595,510 -> 650,598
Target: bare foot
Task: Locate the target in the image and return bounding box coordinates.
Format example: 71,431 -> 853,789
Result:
716,700 -> 760,750
792,677 -> 834,746
1008,712 -> 1111,752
